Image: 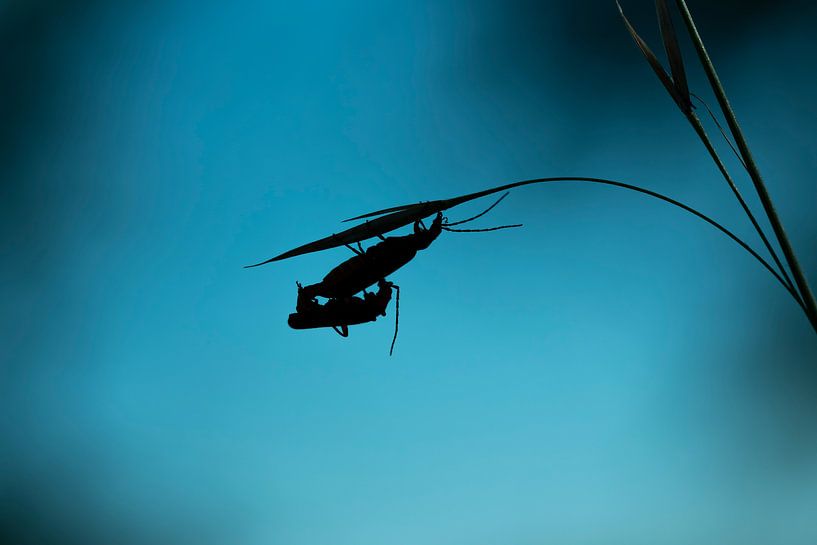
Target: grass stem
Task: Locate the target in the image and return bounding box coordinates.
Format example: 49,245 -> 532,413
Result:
674,0 -> 817,333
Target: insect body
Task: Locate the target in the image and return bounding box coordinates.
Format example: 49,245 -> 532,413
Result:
289,279 -> 395,336
289,278 -> 402,354
298,213 -> 443,300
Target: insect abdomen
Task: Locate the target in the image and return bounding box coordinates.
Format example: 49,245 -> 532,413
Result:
316,238 -> 416,298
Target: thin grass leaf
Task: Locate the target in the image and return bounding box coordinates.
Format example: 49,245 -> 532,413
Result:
342,202 -> 428,222
616,1 -> 686,111
244,202 -> 444,266
655,0 -> 691,113
247,185 -> 526,265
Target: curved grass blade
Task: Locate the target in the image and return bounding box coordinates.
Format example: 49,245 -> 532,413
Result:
249,183 -> 558,266
617,1 -> 686,111
244,202 -> 444,266
341,201 -> 435,222
656,0 -> 691,113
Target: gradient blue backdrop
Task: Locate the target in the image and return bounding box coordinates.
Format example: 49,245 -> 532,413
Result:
3,1 -> 817,544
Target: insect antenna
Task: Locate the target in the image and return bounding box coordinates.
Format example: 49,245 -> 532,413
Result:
442,191 -> 510,227
443,224 -> 522,233
389,285 -> 400,356
441,191 -> 522,232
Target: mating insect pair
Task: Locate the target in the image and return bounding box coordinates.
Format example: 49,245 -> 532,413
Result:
246,192 -> 520,355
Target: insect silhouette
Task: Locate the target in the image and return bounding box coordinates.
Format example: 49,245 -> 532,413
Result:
289,279 -> 401,354
290,278 -> 396,335
246,191 -> 521,354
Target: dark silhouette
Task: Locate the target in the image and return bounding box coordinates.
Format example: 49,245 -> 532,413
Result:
279,197 -> 520,354
289,279 -> 395,337
244,191 -> 518,266
298,213 -> 443,301
247,169 -> 812,352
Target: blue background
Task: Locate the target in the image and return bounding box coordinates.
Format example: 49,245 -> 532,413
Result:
3,1 -> 816,543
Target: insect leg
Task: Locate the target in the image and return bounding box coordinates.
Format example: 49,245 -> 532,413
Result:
344,243 -> 363,256
389,284 -> 400,356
